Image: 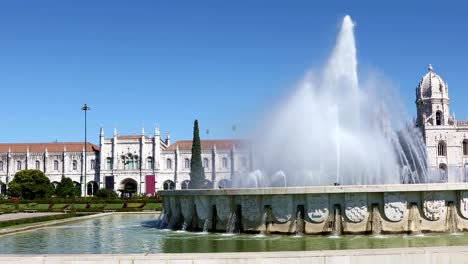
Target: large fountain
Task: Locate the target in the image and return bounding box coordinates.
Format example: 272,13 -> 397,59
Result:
159,16 -> 468,236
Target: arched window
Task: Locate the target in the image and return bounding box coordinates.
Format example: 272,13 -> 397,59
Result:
72,160 -> 78,171
147,157 -> 154,169
438,141 -> 446,156
90,159 -> 95,170
87,181 -> 99,196
218,179 -> 230,189
54,160 -> 59,171
16,161 -> 22,171
127,156 -> 134,170
204,179 -> 213,189
0,161 -> 3,171
166,159 -> 172,169
436,111 -> 442,126
185,158 -> 190,169
163,180 -> 175,190
35,160 -> 40,170
106,157 -> 112,170
463,140 -> 468,156
181,180 -> 190,190
222,157 -> 228,168
203,158 -> 209,168
134,155 -> 140,169
439,163 -> 448,182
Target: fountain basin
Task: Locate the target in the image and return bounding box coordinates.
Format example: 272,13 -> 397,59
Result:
159,183 -> 468,234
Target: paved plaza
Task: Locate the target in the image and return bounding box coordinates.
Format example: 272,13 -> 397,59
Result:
0,212 -> 64,222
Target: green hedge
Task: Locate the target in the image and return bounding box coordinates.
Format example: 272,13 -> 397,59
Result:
0,200 -> 162,213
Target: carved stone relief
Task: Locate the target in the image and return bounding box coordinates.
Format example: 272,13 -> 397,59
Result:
460,190 -> 468,219
423,192 -> 446,221
345,193 -> 367,223
271,195 -> 292,223
384,192 -> 406,222
306,194 -> 329,223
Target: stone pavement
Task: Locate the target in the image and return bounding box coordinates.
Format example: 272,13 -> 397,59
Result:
0,246 -> 468,263
0,212 -> 63,222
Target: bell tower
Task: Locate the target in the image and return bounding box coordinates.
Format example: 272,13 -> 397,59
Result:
415,64 -> 450,134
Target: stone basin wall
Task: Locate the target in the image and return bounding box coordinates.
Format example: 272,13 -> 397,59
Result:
159,183 -> 468,235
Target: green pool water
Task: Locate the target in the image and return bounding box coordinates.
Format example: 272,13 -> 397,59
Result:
1,214 -> 468,254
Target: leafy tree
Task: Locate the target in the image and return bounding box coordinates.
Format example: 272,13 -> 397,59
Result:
95,189 -> 118,199
7,170 -> 54,199
190,119 -> 206,189
55,176 -> 81,198
6,182 -> 21,197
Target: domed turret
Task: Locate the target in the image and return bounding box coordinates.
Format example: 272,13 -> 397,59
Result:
415,64 -> 451,130
416,64 -> 449,100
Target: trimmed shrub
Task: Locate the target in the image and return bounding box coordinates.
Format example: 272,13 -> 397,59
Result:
95,189 -> 118,199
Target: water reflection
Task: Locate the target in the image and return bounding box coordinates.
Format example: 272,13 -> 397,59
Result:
1,214 -> 468,254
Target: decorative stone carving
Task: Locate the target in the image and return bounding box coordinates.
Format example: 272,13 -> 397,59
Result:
215,196 -> 232,221
306,194 -> 329,223
180,196 -> 193,223
384,192 -> 406,222
271,195 -> 292,223
423,192 -> 446,221
345,193 -> 367,223
195,196 -> 211,220
460,191 -> 468,219
241,196 -> 261,222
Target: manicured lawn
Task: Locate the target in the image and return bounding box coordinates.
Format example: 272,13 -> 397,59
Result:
50,204 -> 69,209
144,203 -> 161,210
73,204 -> 88,210
89,204 -> 105,209
0,204 -> 16,212
125,203 -> 144,208
104,204 -> 123,210
0,200 -> 163,212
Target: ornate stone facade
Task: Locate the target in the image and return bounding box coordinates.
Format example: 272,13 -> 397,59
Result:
416,65 -> 468,183
0,127 -> 250,196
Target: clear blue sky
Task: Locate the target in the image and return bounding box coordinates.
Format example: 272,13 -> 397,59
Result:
1,1 -> 467,144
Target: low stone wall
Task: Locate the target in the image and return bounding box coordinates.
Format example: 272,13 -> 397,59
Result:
1,246 -> 468,263
159,183 -> 468,234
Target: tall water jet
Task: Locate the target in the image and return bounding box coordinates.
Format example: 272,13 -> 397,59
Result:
239,15 -> 427,187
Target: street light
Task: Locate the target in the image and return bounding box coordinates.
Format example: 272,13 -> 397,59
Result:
81,104 -> 90,197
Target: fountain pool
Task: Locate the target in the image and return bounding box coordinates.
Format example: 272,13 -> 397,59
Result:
3,213 -> 468,254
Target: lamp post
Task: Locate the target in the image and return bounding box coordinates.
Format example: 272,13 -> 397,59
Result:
81,104 -> 90,197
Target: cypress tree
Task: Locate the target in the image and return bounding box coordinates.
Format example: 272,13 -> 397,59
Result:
190,119 -> 206,189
